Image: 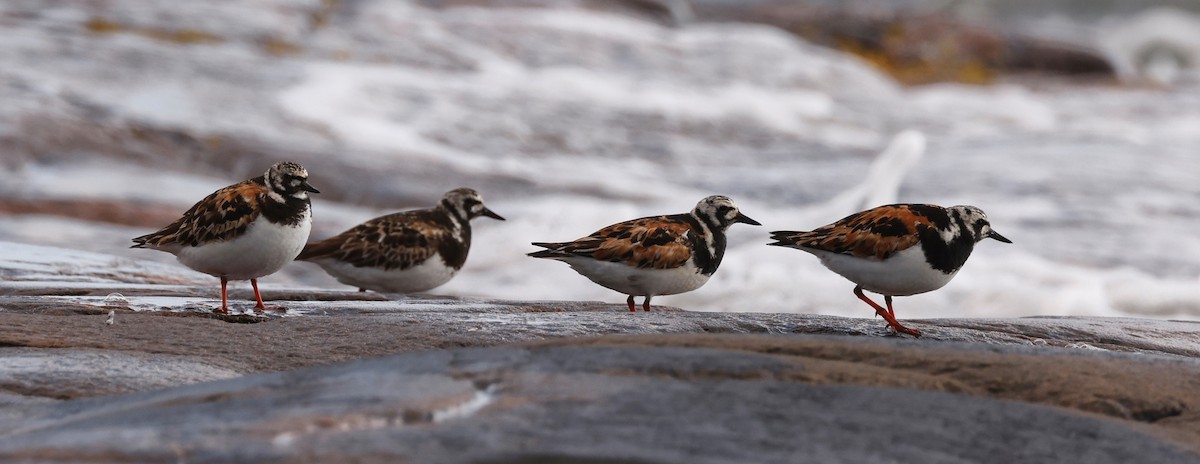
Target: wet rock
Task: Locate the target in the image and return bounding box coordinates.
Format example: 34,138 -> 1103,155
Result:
686,2 -> 1116,84
1,340 -> 1197,463
0,348 -> 241,400
417,0 -> 1117,83
3,243 -> 1200,461
0,198 -> 187,229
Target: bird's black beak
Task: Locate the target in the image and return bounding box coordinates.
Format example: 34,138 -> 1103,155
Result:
300,180 -> 320,194
735,213 -> 761,226
481,207 -> 505,221
988,230 -> 1012,243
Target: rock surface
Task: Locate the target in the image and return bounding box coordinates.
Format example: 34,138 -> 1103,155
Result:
3,275 -> 1200,462
2,335 -> 1199,463
3,242 -> 1200,462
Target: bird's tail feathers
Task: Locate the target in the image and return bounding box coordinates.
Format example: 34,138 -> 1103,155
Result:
767,230 -> 805,247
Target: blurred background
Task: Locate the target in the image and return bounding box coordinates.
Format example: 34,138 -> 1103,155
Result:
1,0 -> 1198,319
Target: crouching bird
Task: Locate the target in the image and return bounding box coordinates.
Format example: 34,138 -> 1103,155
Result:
296,188 -> 504,294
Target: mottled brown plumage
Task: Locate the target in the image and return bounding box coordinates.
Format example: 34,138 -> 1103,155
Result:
529,195 -> 761,312
769,204 -> 947,260
296,188 -> 504,294
531,216 -> 695,270
297,209 -> 462,271
132,180 -> 269,251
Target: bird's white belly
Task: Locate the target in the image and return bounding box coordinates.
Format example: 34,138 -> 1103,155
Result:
812,246 -> 957,296
312,257 -> 457,294
560,258 -> 710,297
176,214 -> 311,281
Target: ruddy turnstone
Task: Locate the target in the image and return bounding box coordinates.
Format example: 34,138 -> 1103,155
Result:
131,162 -> 318,314
768,204 -> 1010,337
529,195 -> 760,312
296,188 -> 504,293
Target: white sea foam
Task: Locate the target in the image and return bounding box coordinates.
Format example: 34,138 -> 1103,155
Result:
1095,8 -> 1200,84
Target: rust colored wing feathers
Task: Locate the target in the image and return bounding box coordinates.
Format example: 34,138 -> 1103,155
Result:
131,181 -> 265,250
769,205 -> 939,260
530,216 -> 693,270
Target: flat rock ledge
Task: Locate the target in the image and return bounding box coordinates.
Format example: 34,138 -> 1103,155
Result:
2,284 -> 1200,463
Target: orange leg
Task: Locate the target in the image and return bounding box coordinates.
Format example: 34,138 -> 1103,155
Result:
626,295 -> 637,312
251,278 -> 267,310
854,286 -> 920,338
215,276 -> 230,314
250,279 -> 286,312
884,295 -> 896,319
643,296 -> 652,312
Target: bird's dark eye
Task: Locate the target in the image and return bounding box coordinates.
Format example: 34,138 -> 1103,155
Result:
716,206 -> 733,217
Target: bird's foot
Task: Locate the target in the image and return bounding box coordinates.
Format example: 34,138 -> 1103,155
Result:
253,305 -> 287,313
885,323 -> 921,338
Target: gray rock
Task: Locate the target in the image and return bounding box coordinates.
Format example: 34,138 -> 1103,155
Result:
3,251 -> 1199,462
1,344 -> 1195,464
0,348 -> 241,400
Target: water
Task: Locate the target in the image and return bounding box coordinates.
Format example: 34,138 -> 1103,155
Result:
1,1 -> 1198,319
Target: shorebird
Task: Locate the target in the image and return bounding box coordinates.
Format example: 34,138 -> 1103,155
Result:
769,204 -> 1010,337
132,162 -> 318,313
529,195 -> 760,312
297,188 -> 504,293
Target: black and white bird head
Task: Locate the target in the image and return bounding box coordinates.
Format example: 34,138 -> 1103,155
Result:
948,205 -> 1011,244
441,188 -> 505,222
692,195 -> 761,231
265,162 -> 320,200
